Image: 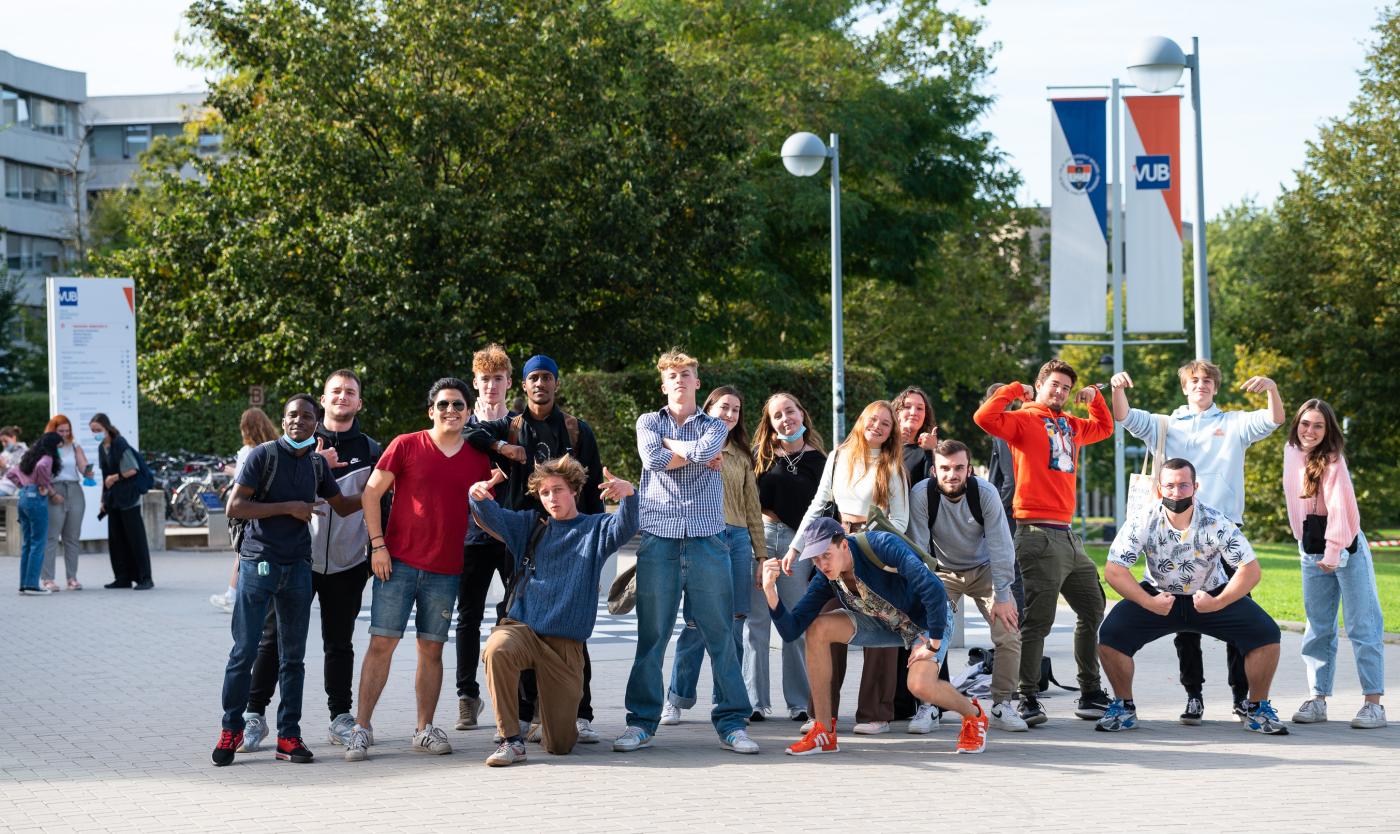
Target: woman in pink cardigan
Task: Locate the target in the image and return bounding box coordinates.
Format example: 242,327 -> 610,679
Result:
1283,399 -> 1385,729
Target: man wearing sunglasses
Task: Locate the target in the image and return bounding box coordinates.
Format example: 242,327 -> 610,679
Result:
344,377 -> 492,762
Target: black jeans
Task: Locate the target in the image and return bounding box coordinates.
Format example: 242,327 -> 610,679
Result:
248,561 -> 370,720
455,539 -> 514,700
1174,561 -> 1249,704
107,505 -> 152,585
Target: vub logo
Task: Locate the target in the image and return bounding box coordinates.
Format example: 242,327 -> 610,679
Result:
58,286 -> 78,306
1134,155 -> 1171,190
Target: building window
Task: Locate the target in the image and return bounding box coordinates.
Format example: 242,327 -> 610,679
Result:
3,233 -> 66,274
0,86 -> 75,138
2,160 -> 73,206
123,125 -> 152,159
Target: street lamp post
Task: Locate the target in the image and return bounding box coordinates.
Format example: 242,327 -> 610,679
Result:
782,131 -> 845,440
1129,35 -> 1210,361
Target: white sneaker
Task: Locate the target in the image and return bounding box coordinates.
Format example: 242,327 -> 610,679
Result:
1291,698 -> 1328,724
721,728 -> 760,754
328,712 -> 355,745
1351,702 -> 1387,729
575,718 -> 600,744
852,720 -> 890,735
485,740 -> 527,767
493,720 -> 531,744
412,724 -> 452,755
660,702 -> 682,726
612,726 -> 653,752
990,700 -> 1030,732
237,713 -> 266,753
344,725 -> 370,762
907,705 -> 937,734
209,592 -> 234,614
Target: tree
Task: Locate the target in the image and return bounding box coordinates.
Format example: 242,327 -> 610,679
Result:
95,0 -> 748,435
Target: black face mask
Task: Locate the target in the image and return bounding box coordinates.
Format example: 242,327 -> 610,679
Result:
1161,495 -> 1193,514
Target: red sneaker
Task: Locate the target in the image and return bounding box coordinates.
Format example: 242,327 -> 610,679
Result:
956,699 -> 988,754
275,737 -> 315,763
786,720 -> 839,756
212,729 -> 242,767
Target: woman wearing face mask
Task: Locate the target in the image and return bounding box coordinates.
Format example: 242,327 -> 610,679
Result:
783,400 -> 910,735
745,392 -> 828,724
6,432 -> 63,594
38,415 -> 91,591
661,386 -> 767,726
1284,399 -> 1386,729
90,413 -> 153,590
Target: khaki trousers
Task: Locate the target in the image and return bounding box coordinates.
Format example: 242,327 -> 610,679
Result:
935,562 -> 1022,704
484,619 -> 585,755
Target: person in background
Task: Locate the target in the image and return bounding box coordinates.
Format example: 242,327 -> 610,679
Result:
7,432 -> 61,595
40,415 -> 90,591
90,413 -> 153,590
0,426 -> 28,476
211,408 -> 280,613
1284,399 -> 1386,730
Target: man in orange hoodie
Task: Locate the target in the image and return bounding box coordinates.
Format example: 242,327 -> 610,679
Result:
974,359 -> 1114,727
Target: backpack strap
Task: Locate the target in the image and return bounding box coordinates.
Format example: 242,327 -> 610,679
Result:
966,474 -> 984,527
502,516 -> 550,614
253,440 -> 279,501
850,532 -> 897,573
562,412 -> 580,452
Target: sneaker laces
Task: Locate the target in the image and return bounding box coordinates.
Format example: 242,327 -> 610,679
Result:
1102,700 -> 1126,720
217,729 -> 239,749
1254,700 -> 1281,722
957,715 -> 984,747
619,726 -> 647,742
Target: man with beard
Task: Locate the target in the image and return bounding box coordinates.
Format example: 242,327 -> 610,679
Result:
909,439 -> 1027,733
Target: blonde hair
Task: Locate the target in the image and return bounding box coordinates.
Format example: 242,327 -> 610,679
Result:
239,408 -> 279,446
527,454 -> 587,496
840,400 -> 906,513
472,343 -> 512,376
656,349 -> 699,377
1177,359 -> 1222,388
752,392 -> 827,476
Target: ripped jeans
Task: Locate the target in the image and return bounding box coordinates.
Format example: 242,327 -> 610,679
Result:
666,524 -> 753,710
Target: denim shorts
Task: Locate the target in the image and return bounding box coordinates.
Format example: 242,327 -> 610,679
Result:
842,604 -> 953,665
369,559 -> 460,642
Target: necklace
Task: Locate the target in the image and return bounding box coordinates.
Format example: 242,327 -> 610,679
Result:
778,447 -> 806,474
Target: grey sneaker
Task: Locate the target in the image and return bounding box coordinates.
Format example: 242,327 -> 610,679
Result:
575,718 -> 600,744
1291,698 -> 1328,724
412,724 -> 452,755
485,740 -> 527,767
660,702 -> 682,726
328,712 -> 355,746
237,712 -> 267,753
525,722 -> 542,743
612,726 -> 653,752
456,696 -> 483,731
344,725 -> 370,762
1094,699 -> 1138,732
990,701 -> 1029,732
721,728 -> 760,754
1351,702 -> 1387,729
1243,700 -> 1290,735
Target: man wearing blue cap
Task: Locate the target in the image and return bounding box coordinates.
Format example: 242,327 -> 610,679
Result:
764,517 -> 989,756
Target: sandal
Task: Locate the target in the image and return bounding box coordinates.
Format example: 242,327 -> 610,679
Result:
41,580 -> 61,592
67,578 -> 82,591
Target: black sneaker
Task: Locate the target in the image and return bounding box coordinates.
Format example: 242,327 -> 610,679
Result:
1180,696 -> 1204,726
212,729 -> 243,767
749,710 -> 767,723
275,737 -> 314,763
1074,690 -> 1111,720
1233,700 -> 1250,723
1018,695 -> 1048,727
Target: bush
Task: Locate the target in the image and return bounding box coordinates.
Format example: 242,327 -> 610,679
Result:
0,393 -> 253,456
0,392 -> 51,443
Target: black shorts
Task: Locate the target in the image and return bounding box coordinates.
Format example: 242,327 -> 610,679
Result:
1098,582 -> 1280,657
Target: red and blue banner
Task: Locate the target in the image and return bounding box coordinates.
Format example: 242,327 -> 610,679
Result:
1124,95 -> 1183,332
1050,98 -> 1108,333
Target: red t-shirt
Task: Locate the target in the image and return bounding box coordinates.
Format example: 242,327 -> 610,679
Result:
377,430 -> 490,575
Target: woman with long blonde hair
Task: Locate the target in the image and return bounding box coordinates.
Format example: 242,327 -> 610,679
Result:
782,400 -> 910,735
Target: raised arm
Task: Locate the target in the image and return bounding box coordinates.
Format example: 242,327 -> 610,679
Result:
973,383 -> 1032,442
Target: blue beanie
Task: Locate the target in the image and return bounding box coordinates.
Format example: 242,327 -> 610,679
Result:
522,354 -> 559,379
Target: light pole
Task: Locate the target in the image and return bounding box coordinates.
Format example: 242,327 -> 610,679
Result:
1129,35 -> 1210,361
782,131 -> 845,440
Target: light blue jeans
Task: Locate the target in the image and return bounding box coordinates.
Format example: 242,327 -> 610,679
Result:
1299,535 -> 1385,696
743,519 -> 814,713
624,532 -> 752,736
17,485 -> 49,590
666,525 -> 753,709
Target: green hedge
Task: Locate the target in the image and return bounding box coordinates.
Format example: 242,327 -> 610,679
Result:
0,393 -> 249,455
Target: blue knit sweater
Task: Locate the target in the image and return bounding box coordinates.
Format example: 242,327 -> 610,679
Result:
469,494 -> 639,641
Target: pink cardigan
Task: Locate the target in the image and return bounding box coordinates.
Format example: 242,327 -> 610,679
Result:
1282,443 -> 1361,564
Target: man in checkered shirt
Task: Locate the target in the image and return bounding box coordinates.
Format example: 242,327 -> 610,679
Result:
612,350 -> 759,755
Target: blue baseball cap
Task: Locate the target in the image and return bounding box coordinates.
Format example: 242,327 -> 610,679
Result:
798,517 -> 846,562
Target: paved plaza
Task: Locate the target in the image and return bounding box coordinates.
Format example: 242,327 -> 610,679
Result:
1,547 -> 1396,833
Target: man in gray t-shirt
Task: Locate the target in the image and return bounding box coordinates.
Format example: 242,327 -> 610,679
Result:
909,440 -> 1026,733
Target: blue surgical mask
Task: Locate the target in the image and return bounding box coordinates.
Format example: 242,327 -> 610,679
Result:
93,432 -> 105,442
283,434 -> 317,450
777,424 -> 807,443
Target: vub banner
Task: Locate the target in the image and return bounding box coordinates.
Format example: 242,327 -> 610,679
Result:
1124,95 -> 1184,332
1049,98 -> 1108,333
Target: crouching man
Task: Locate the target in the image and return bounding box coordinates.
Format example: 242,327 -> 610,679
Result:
764,517 -> 989,756
468,456 -> 639,766
1097,458 -> 1287,735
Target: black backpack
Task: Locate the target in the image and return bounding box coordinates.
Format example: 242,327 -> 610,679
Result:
228,441 -> 326,554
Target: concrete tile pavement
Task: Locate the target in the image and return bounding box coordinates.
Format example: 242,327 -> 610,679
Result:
1,548 -> 1396,833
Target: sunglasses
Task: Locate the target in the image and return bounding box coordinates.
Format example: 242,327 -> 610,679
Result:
434,399 -> 467,412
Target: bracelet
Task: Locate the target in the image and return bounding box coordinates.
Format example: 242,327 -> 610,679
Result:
371,544 -> 387,553
370,535 -> 385,543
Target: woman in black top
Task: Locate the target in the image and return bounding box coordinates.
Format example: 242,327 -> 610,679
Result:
893,386 -> 938,486
745,392 -> 827,723
90,413 -> 153,589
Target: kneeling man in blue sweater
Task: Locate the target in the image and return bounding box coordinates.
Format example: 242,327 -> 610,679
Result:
469,455 -> 638,767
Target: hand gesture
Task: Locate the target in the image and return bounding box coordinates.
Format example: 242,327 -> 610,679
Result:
1111,371 -> 1134,390
499,444 -> 527,464
1074,386 -> 1100,406
916,428 -> 938,451
470,468 -> 508,501
1146,591 -> 1175,616
1239,376 -> 1277,394
761,557 -> 783,593
1190,590 -> 1221,614
315,438 -> 345,468
598,466 -> 634,501
781,549 -> 797,576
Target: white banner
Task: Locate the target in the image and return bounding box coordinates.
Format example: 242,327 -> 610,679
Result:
1049,98 -> 1108,333
1124,95 -> 1184,332
46,278 -> 139,540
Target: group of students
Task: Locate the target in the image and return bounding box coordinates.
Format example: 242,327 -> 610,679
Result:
209,348 -> 1387,768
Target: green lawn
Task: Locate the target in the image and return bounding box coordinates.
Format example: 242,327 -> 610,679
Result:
1084,541 -> 1400,633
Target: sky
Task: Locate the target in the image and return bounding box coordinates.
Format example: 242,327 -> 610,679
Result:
3,0 -> 1387,220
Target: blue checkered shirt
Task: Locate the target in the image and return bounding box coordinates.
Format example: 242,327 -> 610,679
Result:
636,407 -> 728,538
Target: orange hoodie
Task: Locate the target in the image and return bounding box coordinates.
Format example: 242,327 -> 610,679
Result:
973,383 -> 1114,523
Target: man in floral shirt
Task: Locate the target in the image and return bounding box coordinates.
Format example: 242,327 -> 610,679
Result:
1096,459 -> 1288,736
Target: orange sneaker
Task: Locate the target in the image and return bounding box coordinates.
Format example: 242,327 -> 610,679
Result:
786,720 -> 839,756
955,699 -> 988,755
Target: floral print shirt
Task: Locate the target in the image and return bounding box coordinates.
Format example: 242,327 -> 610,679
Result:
1108,501 -> 1255,594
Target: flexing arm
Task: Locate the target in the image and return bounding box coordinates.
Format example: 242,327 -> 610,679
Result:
973,383 -> 1032,442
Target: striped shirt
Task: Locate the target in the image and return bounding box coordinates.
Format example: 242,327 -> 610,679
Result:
636,406 -> 728,538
